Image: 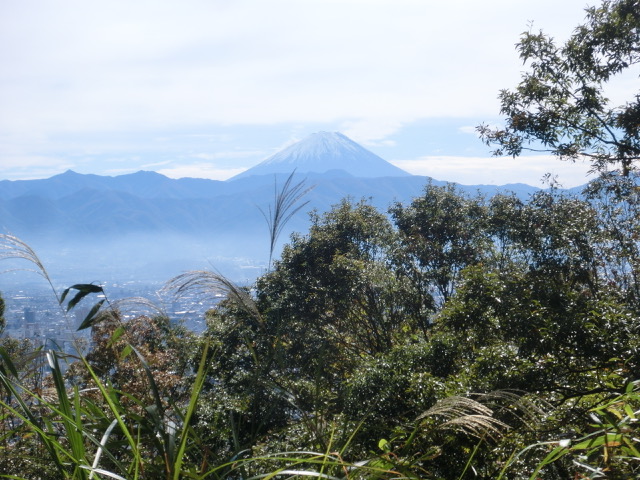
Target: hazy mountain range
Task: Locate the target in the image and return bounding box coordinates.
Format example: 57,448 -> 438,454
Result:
0,132 -> 544,284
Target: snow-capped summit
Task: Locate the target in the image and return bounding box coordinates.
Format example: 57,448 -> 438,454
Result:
230,132 -> 410,180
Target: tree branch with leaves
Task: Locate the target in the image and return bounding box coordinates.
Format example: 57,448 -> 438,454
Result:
479,0 -> 640,176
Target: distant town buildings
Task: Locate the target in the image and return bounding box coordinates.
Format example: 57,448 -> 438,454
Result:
1,281 -> 219,354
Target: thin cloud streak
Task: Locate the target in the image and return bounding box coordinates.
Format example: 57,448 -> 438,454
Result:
392,155 -> 595,188
158,165 -> 246,181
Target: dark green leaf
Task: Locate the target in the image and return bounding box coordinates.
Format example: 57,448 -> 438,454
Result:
0,346 -> 19,378
62,283 -> 104,311
76,299 -> 106,330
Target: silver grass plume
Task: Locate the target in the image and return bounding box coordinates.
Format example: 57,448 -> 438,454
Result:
259,171 -> 314,270
164,269 -> 261,322
0,233 -> 59,303
110,296 -> 168,320
475,389 -> 550,431
418,395 -> 510,441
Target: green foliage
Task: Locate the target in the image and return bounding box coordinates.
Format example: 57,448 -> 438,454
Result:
502,380 -> 640,479
0,291 -> 4,334
4,171 -> 640,477
586,173 -> 640,309
182,166 -> 640,476
257,199 -> 407,368
390,182 -> 490,308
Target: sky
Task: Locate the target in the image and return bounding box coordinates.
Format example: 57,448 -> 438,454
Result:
0,0 -> 634,188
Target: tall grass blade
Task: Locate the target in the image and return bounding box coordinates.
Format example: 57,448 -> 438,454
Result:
128,344 -> 176,474
0,369 -> 69,477
46,350 -> 88,478
61,284 -> 104,311
88,418 -> 119,480
0,346 -> 19,378
80,466 -> 128,480
77,299 -> 106,330
80,355 -> 142,477
172,340 -> 210,480
247,469 -> 342,480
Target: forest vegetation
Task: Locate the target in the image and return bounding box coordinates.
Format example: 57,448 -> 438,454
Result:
1,0 -> 639,478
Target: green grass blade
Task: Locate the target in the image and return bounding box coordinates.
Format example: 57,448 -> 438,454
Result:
61,284 -> 104,311
172,340 -> 210,480
47,351 -> 88,478
0,370 -> 69,477
80,355 -> 142,477
77,299 -> 106,330
0,346 -> 19,378
129,344 -> 173,470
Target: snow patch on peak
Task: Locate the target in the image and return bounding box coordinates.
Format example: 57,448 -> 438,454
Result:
231,132 -> 410,180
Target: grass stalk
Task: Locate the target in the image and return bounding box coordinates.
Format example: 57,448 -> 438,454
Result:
172,340 -> 210,480
259,171 -> 314,270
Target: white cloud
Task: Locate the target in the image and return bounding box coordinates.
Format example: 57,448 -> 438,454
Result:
0,155 -> 76,180
458,126 -> 479,136
140,160 -> 172,169
190,150 -> 267,161
392,155 -> 595,188
340,119 -> 403,146
157,164 -> 246,181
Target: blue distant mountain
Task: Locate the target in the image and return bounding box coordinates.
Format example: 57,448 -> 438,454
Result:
0,132 -> 548,282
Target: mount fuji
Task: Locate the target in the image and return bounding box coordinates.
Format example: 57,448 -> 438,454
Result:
231,132 -> 410,180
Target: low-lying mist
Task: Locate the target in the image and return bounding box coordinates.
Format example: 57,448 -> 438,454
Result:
1,231 -> 273,290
